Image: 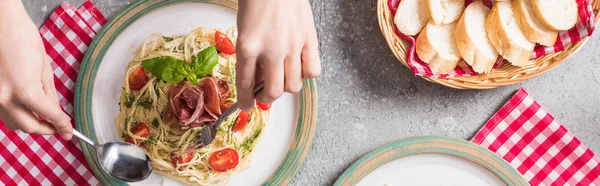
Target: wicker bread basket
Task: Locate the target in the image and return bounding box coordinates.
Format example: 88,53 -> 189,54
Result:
377,0 -> 600,89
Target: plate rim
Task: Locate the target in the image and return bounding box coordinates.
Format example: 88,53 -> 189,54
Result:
74,0 -> 318,185
333,136 -> 529,186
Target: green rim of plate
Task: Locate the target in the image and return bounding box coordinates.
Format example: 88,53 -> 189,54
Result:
74,1 -> 318,185
333,136 -> 529,186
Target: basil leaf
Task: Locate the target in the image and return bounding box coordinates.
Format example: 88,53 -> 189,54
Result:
192,46 -> 218,77
143,56 -> 192,84
178,61 -> 191,75
161,59 -> 187,83
186,73 -> 199,85
141,57 -> 160,75
142,56 -> 175,78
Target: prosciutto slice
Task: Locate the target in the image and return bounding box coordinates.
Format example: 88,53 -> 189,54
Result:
202,77 -> 221,118
217,80 -> 232,111
166,77 -> 231,130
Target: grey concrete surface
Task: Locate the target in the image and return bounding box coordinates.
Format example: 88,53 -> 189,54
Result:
24,0 -> 600,185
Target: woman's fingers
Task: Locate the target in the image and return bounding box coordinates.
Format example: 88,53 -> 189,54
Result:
42,59 -> 60,106
301,37 -> 321,79
40,61 -> 68,136
4,103 -> 57,135
0,112 -> 18,130
236,50 -> 258,113
37,121 -> 59,135
234,0 -> 321,110
256,55 -> 285,104
284,55 -> 303,93
254,63 -> 265,85
18,88 -> 72,140
301,4 -> 321,79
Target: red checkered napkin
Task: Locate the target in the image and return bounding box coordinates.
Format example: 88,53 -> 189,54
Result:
0,1 -> 106,185
387,0 -> 597,78
472,89 -> 600,185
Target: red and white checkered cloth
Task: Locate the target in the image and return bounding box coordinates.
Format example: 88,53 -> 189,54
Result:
387,0 -> 597,78
472,89 -> 600,185
0,1 -> 106,185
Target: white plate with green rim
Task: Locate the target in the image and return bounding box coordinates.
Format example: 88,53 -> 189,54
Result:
75,0 -> 318,185
334,136 -> 529,186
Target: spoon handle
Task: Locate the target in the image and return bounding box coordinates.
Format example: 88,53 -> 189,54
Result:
73,129 -> 96,146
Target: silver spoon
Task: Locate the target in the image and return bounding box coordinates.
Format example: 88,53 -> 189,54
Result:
73,129 -> 153,182
175,82 -> 265,156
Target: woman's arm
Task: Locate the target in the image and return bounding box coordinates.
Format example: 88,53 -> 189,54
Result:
235,0 -> 321,112
0,0 -> 73,140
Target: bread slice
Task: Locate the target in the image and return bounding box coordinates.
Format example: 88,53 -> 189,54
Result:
455,1 -> 498,74
428,0 -> 466,24
512,0 -> 558,46
486,1 -> 534,67
416,21 -> 461,74
529,0 -> 578,31
394,0 -> 430,35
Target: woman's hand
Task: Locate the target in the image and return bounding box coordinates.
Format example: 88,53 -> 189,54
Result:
0,0 -> 73,140
236,0 -> 321,112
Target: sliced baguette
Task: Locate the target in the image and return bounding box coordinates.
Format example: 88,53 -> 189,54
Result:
529,0 -> 578,31
486,1 -> 534,67
416,21 -> 461,74
512,0 -> 558,46
394,0 -> 430,35
455,1 -> 498,74
428,0 -> 466,24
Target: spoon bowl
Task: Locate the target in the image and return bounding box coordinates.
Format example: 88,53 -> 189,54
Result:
73,130 -> 153,182
96,142 -> 153,182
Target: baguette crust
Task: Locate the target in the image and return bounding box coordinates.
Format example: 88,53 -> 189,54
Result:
416,21 -> 461,74
512,0 -> 558,46
456,1 -> 498,74
529,0 -> 578,31
486,1 -> 534,67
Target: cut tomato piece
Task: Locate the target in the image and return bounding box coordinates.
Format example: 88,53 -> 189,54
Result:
255,100 -> 271,110
231,111 -> 249,132
124,136 -> 134,144
215,31 -> 236,54
171,149 -> 194,169
124,122 -> 150,145
209,148 -> 238,172
131,122 -> 150,137
128,67 -> 147,91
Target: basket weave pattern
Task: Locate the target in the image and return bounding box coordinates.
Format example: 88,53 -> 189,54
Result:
377,0 -> 600,89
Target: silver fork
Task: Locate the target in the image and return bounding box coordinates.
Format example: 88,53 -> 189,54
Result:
175,82 -> 264,156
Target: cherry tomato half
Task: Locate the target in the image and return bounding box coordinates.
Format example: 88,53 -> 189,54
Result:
171,149 -> 194,169
125,122 -> 150,144
215,31 -> 236,55
231,111 -> 249,132
255,100 -> 272,110
209,148 -> 239,172
128,67 -> 147,91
